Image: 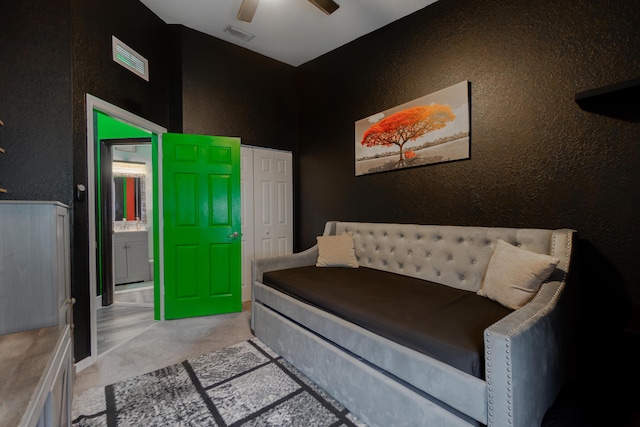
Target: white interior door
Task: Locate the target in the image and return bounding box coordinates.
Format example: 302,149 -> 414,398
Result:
240,146 -> 255,302
239,146 -> 293,302
253,147 -> 293,259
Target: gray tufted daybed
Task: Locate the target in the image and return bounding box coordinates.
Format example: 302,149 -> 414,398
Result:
251,221 -> 576,427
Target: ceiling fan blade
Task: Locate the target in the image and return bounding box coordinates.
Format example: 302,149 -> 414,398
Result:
237,0 -> 260,22
307,0 -> 340,15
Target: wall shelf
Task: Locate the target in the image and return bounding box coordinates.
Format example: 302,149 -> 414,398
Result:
576,78 -> 640,121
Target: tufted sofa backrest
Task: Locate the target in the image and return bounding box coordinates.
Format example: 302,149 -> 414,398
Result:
326,221 -> 572,292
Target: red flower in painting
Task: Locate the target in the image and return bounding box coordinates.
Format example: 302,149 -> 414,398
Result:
404,150 -> 416,159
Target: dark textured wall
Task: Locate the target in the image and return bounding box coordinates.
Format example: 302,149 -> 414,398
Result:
176,26 -> 297,151
3,0 -> 639,373
2,0 -> 295,363
71,0 -> 169,360
296,0 -> 640,308
0,1 -> 73,203
70,8 -> 296,360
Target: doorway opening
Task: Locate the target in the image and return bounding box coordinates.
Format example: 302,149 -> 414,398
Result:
96,130 -> 152,306
98,136 -> 154,355
78,94 -> 167,371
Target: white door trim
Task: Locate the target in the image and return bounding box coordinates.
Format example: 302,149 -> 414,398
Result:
76,94 -> 167,371
240,145 -> 255,302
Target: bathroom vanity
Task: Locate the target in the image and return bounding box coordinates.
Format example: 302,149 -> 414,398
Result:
113,229 -> 150,285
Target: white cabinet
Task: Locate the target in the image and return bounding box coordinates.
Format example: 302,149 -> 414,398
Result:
113,230 -> 150,284
0,201 -> 71,335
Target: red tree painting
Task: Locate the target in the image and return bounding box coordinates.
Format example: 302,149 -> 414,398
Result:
360,104 -> 456,168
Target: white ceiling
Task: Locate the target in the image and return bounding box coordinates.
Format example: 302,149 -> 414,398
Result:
140,0 -> 439,67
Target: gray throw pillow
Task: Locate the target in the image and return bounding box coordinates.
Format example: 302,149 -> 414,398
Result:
477,239 -> 559,309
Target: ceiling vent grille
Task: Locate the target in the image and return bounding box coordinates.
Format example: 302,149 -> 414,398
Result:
112,36 -> 149,81
223,25 -> 255,42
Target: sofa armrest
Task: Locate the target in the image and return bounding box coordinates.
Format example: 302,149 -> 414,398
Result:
250,245 -> 319,330
484,229 -> 575,427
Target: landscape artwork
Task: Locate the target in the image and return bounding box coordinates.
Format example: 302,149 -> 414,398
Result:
355,81 -> 470,176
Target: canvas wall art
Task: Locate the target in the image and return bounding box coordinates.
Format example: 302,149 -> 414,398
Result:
355,81 -> 470,176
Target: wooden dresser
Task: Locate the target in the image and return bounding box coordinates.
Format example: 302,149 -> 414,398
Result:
0,201 -> 73,426
0,326 -> 73,426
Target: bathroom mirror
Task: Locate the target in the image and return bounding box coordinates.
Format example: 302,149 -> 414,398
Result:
113,162 -> 146,224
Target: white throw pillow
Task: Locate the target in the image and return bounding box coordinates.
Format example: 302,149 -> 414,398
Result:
316,232 -> 359,268
477,239 -> 560,310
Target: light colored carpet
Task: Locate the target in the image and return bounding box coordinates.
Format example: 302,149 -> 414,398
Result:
97,304 -> 154,355
114,281 -> 153,292
75,304 -> 253,396
113,287 -> 154,305
72,338 -> 366,426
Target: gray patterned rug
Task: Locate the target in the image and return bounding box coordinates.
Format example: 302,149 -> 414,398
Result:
72,338 -> 366,426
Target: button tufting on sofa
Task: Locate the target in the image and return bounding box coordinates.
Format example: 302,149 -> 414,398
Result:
251,221 -> 577,427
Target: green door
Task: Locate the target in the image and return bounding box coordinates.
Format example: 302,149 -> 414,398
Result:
161,133 -> 241,319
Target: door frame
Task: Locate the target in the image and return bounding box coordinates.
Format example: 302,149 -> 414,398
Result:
78,94 -> 167,371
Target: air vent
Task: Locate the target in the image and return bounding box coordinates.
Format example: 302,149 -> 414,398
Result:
223,25 -> 255,42
112,36 -> 149,81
